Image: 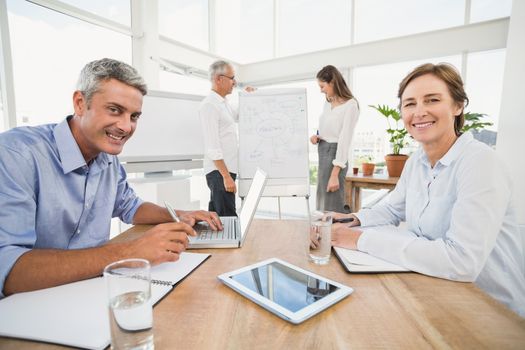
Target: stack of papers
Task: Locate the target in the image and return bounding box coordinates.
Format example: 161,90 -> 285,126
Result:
333,247 -> 409,273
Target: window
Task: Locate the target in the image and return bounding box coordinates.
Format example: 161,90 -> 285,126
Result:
354,0 -> 465,43
215,0 -> 273,63
277,0 -> 351,57
465,49 -> 505,133
470,0 -> 512,23
7,0 -> 131,127
0,71 -> 4,132
158,0 -> 208,51
58,0 -> 131,26
0,101 -> 4,132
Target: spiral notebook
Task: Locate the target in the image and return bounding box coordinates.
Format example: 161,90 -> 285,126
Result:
0,252 -> 210,350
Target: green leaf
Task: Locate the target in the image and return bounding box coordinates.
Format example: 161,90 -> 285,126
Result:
462,112 -> 493,133
369,104 -> 407,155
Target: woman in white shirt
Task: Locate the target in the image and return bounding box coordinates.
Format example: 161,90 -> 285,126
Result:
331,63 -> 525,317
310,65 -> 359,212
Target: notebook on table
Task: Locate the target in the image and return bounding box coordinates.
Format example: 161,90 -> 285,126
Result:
167,168 -> 268,249
333,247 -> 410,273
0,252 -> 210,350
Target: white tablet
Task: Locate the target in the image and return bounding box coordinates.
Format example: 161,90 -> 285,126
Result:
217,258 -> 353,324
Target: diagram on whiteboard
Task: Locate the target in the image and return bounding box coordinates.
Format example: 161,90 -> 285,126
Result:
239,89 -> 309,179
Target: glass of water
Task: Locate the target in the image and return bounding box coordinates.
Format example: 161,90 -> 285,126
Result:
308,211 -> 333,265
104,258 -> 154,350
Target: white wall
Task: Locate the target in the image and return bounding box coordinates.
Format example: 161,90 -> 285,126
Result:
496,0 -> 525,225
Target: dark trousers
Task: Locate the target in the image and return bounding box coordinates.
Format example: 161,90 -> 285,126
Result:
205,170 -> 237,216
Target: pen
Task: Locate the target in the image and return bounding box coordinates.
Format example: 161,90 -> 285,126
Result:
333,217 -> 354,223
164,201 -> 180,222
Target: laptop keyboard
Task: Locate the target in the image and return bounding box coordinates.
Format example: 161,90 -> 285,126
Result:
193,217 -> 237,241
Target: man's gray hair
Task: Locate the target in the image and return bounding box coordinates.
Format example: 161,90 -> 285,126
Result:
209,60 -> 232,81
76,58 -> 147,105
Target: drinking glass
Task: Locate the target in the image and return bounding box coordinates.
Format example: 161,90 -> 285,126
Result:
104,258 -> 154,350
308,211 -> 333,265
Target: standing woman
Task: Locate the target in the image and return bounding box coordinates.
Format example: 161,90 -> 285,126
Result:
310,65 -> 359,212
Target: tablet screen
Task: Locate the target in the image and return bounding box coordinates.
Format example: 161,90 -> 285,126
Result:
230,261 -> 340,312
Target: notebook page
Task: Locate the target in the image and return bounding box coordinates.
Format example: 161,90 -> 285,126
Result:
0,252 -> 210,349
334,247 -> 409,272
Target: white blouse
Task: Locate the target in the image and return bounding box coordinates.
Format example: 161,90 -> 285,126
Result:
355,133 -> 525,317
318,98 -> 359,168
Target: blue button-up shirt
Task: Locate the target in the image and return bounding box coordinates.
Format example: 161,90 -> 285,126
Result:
0,117 -> 143,297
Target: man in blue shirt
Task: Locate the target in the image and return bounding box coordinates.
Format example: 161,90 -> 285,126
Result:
0,58 -> 222,297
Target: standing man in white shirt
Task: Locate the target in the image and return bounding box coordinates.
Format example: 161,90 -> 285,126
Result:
199,60 -> 240,216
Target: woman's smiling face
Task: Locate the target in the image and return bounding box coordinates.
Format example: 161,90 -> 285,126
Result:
400,73 -> 463,147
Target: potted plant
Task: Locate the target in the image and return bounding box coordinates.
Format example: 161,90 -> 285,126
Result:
462,112 -> 493,132
369,104 -> 408,177
358,155 -> 375,176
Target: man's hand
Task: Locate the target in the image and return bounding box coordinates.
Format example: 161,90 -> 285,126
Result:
178,210 -> 223,231
310,134 -> 320,145
125,222 -> 196,265
223,175 -> 237,193
331,223 -> 363,250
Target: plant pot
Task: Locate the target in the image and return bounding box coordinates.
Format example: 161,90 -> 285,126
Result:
384,154 -> 408,177
361,163 -> 375,176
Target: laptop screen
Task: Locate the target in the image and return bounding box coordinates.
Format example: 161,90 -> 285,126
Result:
239,169 -> 267,238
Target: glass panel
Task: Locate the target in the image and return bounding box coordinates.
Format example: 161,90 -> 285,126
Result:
355,0 -> 465,43
353,55 -> 461,165
470,0 -> 512,23
7,0 -> 131,127
58,0 -> 130,26
0,70 -> 4,131
278,0 -> 351,57
159,0 -> 208,51
215,0 -> 273,63
159,71 -> 210,96
0,103 -> 4,132
465,49 -> 505,147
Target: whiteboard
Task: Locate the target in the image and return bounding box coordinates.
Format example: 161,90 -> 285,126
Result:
119,90 -> 205,163
238,88 -> 310,197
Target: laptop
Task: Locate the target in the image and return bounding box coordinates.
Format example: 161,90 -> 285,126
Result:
166,168 -> 268,249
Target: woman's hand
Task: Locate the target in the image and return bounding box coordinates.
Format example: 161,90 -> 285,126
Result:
331,212 -> 361,227
331,223 -> 362,250
326,175 -> 340,192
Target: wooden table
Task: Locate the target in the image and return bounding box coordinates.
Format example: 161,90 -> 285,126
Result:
1,220 -> 524,349
345,174 -> 399,211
